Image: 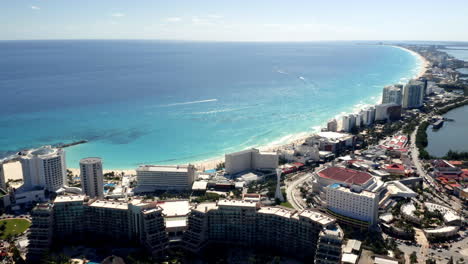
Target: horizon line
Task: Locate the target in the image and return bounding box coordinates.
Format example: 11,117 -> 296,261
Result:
1,38 -> 468,43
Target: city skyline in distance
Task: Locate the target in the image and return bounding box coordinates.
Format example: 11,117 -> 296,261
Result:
1,0 -> 468,41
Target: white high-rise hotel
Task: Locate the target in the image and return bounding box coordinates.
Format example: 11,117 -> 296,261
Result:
403,80 -> 424,109
19,146 -> 67,192
80,157 -> 104,198
382,85 -> 403,105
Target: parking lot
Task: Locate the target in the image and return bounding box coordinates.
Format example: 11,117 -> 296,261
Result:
397,231 -> 468,263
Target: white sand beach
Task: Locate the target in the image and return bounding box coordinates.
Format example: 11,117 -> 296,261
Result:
392,45 -> 430,78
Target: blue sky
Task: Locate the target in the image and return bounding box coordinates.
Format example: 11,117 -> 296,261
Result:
1,0 -> 467,41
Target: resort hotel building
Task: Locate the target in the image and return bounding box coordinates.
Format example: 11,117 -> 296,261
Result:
79,157 -> 104,198
326,184 -> 379,227
381,85 -> 403,105
374,103 -> 402,122
224,148 -> 279,175
28,196 -> 343,263
402,79 -> 425,109
312,167 -> 384,228
19,146 -> 67,192
135,165 -> 196,192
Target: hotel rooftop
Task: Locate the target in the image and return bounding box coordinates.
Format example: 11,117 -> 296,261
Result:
218,199 -> 258,208
157,200 -> 191,217
88,200 -> 128,210
137,165 -> 191,173
54,195 -> 85,203
317,167 -> 373,185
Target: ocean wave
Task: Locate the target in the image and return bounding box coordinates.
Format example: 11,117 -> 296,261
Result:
265,131 -> 310,148
161,99 -> 218,107
191,106 -> 250,115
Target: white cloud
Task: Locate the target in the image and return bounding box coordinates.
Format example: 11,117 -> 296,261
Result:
207,15 -> 223,19
165,17 -> 182,23
192,16 -> 215,25
111,13 -> 125,17
31,6 -> 40,10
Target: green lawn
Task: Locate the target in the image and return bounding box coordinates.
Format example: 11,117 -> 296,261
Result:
0,219 -> 31,239
280,201 -> 294,209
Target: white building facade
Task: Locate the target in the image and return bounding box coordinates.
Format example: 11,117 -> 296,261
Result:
375,103 -> 399,121
326,184 -> 379,226
403,80 -> 424,108
382,85 -> 402,105
19,146 -> 67,192
225,148 -> 278,175
362,106 -> 376,126
136,165 -> 196,191
80,157 -> 104,198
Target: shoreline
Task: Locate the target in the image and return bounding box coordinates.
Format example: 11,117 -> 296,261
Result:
4,45 -> 429,176
103,45 -> 429,173
391,45 -> 430,79
176,45 -> 431,172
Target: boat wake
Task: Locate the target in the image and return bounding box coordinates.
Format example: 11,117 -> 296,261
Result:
276,69 -> 288,75
162,99 -> 218,107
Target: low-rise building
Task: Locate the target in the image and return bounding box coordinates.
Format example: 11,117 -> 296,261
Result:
424,226 -> 460,240
383,164 -> 406,176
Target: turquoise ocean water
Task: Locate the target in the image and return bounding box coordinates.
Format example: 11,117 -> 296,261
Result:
0,41 -> 422,168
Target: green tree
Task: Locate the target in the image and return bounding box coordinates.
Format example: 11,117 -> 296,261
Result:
215,162 -> 225,171
410,251 -> 418,264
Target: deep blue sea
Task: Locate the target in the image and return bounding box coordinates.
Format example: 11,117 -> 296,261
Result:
0,41 -> 421,169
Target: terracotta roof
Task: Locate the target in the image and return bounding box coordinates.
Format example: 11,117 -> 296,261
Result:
317,167 -> 373,185
385,164 -> 405,170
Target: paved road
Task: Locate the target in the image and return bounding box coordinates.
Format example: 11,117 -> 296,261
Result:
409,122 -> 462,210
285,171 -> 311,210
409,122 -> 434,186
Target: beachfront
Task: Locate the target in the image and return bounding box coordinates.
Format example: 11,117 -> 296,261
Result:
0,45 -> 431,180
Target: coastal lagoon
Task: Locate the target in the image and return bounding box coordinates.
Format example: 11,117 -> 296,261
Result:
0,41 -> 422,168
426,105 -> 468,157
442,48 -> 468,61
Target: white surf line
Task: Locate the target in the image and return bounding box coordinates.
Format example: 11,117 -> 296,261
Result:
276,69 -> 288,75
163,99 -> 218,107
